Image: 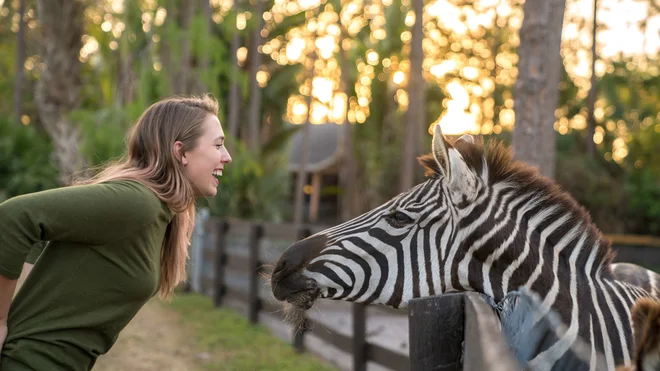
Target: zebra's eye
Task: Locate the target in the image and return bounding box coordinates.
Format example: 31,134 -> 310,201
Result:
385,211 -> 414,227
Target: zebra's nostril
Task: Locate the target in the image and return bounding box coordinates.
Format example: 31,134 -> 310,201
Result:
272,234 -> 327,284
274,260 -> 286,275
272,260 -> 289,282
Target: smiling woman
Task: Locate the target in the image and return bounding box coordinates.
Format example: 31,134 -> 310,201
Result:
173,114 -> 232,198
0,95 -> 232,371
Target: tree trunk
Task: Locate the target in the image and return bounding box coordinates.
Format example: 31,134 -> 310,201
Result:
160,0 -> 178,95
117,3 -> 135,107
177,0 -> 195,94
227,0 -> 242,138
586,0 -> 598,157
512,0 -> 566,179
34,0 -> 86,185
194,0 -> 212,94
293,23 -> 319,227
292,78 -> 314,227
246,0 -> 264,151
117,46 -> 135,107
400,0 -> 425,192
338,44 -> 360,221
13,0 -> 26,125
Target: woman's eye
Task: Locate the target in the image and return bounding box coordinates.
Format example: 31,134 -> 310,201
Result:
215,144 -> 223,149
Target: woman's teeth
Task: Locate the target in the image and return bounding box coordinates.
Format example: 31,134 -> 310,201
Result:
213,170 -> 223,177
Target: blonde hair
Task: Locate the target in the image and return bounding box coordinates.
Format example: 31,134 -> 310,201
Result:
76,94 -> 219,299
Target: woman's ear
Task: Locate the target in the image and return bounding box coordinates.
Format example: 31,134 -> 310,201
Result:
173,141 -> 187,165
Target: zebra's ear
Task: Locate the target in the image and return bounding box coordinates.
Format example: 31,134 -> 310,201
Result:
433,124 -> 478,199
432,123 -> 451,177
457,134 -> 474,144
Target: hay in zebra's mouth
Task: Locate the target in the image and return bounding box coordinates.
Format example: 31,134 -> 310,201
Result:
280,287 -> 320,334
284,287 -> 321,311
260,266 -> 321,331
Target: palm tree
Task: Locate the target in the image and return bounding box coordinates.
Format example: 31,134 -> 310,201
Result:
512,0 -> 567,179
400,0 -> 425,192
34,0 -> 86,185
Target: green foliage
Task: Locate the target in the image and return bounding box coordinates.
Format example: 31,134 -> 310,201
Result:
626,119 -> 660,176
0,118 -> 58,201
191,15 -> 230,119
68,102 -> 146,167
555,134 -> 627,234
261,63 -> 303,130
0,0 -> 657,237
267,10 -> 308,40
0,33 -> 16,116
625,167 -> 660,235
164,293 -> 335,371
624,122 -> 660,235
345,0 -> 414,207
202,127 -> 299,222
551,128 -> 660,236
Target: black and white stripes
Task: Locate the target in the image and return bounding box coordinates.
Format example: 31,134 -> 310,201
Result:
272,124 -> 660,370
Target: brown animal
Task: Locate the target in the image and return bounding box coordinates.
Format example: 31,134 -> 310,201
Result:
617,297 -> 660,371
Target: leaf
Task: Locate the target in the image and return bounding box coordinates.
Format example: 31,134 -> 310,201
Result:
261,124 -> 301,157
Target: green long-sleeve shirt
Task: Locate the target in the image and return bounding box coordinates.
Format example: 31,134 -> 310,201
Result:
0,180 -> 173,370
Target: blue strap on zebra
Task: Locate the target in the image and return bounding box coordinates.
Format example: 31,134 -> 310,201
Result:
491,287 -> 609,371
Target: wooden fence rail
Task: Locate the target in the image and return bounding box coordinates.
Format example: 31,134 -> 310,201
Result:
189,216 -> 660,371
201,217 -> 409,371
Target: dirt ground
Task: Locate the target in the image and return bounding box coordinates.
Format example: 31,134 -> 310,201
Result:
93,299 -> 204,371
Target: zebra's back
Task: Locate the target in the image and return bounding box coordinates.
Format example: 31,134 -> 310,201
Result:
610,263 -> 660,299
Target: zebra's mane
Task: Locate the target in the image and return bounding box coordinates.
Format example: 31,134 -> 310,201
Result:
417,136 -> 616,272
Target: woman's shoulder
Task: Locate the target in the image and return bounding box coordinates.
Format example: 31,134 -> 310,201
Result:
93,179 -> 173,222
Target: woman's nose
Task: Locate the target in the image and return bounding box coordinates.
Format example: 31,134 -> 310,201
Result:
223,148 -> 232,164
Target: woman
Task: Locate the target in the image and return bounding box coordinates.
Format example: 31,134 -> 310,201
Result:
0,95 -> 232,370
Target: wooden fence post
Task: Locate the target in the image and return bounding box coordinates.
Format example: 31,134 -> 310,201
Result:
463,293 -> 521,371
293,226 -> 312,353
213,220 -> 229,307
408,293 -> 465,371
248,223 -> 263,324
352,303 -> 367,371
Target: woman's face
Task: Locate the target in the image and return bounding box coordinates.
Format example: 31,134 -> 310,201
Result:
178,114 -> 232,197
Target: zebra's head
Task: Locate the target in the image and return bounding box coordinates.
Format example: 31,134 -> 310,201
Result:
271,123 -> 500,310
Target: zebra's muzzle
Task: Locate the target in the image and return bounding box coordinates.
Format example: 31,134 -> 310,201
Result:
271,234 -> 328,309
271,272 -> 320,310
284,287 -> 321,310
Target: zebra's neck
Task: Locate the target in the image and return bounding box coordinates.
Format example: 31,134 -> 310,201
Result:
456,183 -> 615,304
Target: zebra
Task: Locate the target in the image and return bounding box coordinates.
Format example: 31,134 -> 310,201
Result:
270,123 -> 660,370
492,286 -> 660,371
611,296 -> 660,371
623,296 -> 660,371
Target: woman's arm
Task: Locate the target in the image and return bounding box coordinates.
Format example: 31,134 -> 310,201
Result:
0,180 -> 168,280
0,274 -> 17,321
0,274 -> 16,363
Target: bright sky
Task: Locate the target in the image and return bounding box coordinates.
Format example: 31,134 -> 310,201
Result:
586,0 -> 660,58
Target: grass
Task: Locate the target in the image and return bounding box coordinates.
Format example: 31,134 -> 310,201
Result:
160,293 -> 337,371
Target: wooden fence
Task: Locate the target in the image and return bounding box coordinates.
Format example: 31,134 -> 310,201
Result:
199,217 -> 410,371
188,216 -> 660,371
408,292 -> 521,371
